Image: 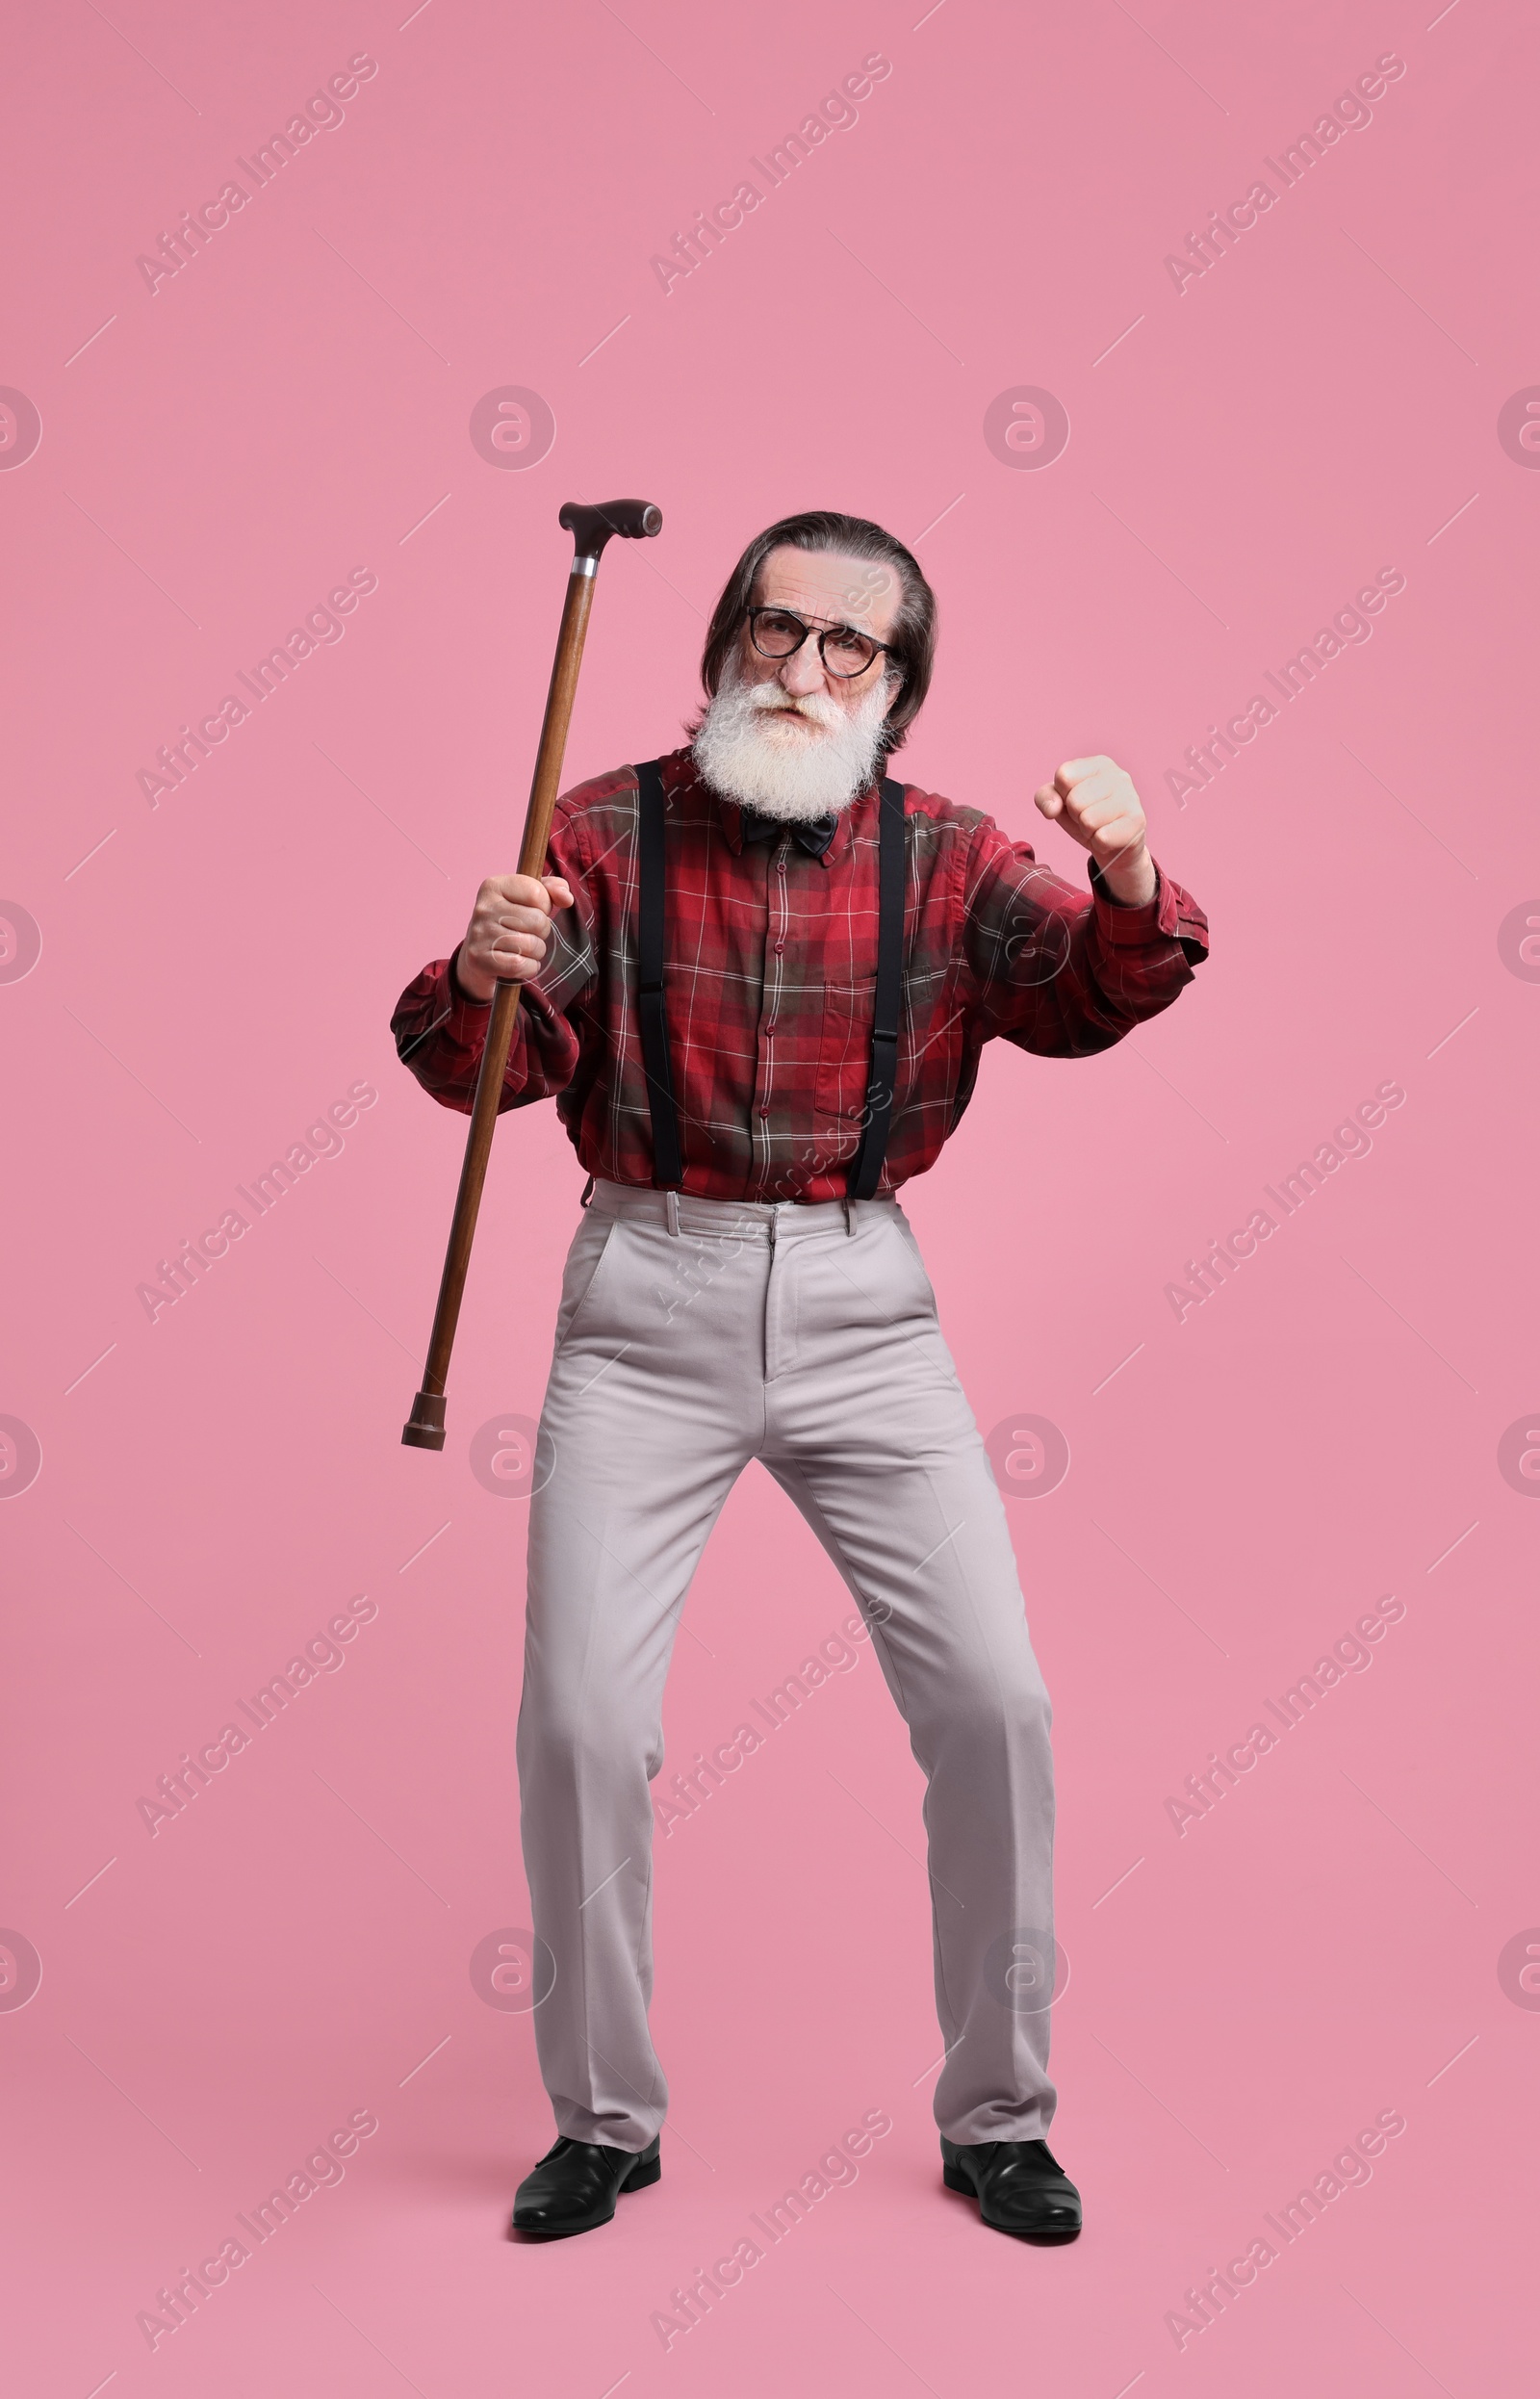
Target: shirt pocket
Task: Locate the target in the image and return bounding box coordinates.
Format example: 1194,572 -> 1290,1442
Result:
813,975 -> 876,1121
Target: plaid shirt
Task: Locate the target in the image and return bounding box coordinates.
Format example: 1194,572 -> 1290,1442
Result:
391,747 -> 1209,1203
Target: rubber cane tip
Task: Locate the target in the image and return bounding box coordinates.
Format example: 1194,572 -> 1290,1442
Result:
401,1390 -> 448,1451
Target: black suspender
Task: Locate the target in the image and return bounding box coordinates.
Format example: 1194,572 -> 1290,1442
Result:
846,772 -> 906,1200
633,759 -> 907,1198
635,757 -> 683,1188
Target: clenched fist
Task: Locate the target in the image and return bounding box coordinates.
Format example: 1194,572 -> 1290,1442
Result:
454,872 -> 575,1003
1034,757 -> 1156,907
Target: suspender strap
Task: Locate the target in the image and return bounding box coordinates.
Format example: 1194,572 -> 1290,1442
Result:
846,774 -> 907,1201
634,758 -> 683,1189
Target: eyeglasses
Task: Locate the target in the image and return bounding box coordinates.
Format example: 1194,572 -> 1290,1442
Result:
747,605 -> 896,681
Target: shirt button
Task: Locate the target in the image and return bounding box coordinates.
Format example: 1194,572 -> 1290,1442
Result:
774,940 -> 785,954
757,1102 -> 770,1118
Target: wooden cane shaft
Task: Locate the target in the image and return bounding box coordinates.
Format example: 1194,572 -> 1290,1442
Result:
417,567 -> 598,1401
519,569 -> 598,876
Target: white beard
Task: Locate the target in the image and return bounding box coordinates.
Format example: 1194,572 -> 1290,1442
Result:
692,661 -> 894,822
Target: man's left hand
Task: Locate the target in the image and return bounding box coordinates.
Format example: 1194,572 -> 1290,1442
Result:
1034,757 -> 1157,908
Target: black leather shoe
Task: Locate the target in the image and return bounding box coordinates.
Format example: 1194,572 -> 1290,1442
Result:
940,2135 -> 1082,2243
511,2133 -> 661,2239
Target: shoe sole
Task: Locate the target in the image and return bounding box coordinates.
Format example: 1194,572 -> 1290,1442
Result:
512,2151 -> 661,2239
941,2162 -> 1082,2245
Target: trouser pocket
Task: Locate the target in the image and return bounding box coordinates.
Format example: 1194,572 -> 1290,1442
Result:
552,1214 -> 619,1350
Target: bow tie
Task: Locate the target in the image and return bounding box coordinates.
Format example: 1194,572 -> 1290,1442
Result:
738,807 -> 838,860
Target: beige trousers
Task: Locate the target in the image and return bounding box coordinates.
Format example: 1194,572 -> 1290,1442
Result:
518,1179 -> 1058,2150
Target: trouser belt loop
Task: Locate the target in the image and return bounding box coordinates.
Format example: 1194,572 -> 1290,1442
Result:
579,1174 -> 596,1210
843,1195 -> 856,1235
665,1190 -> 680,1237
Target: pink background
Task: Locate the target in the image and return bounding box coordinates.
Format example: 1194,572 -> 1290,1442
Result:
3,1 -> 1536,2391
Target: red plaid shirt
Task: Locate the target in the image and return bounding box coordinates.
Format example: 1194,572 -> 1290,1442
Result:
391,747 -> 1208,1203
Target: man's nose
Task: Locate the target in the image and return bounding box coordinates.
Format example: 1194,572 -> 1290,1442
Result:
778,638 -> 827,698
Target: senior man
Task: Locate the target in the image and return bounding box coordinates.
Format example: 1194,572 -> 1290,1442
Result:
393,509 -> 1209,2244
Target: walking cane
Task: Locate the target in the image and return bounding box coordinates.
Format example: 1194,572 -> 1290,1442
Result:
401,497 -> 662,1450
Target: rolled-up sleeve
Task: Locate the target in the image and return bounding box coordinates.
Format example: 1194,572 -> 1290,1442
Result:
961,816 -> 1209,1058
389,804 -> 598,1113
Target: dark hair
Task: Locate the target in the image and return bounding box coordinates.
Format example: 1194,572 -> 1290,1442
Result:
697,510 -> 937,754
